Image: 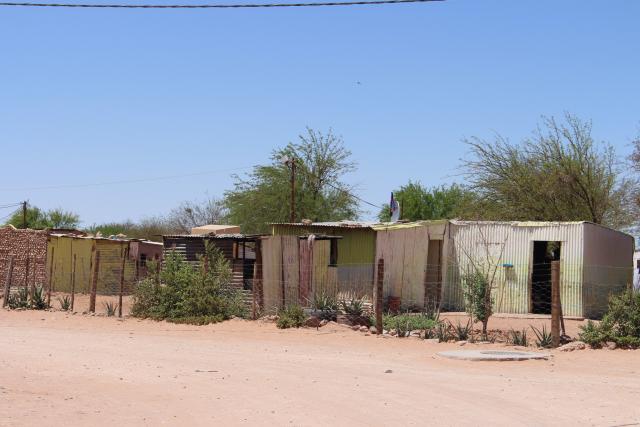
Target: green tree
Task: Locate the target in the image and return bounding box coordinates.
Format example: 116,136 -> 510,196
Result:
461,113 -> 633,227
224,128 -> 359,233
5,206 -> 80,229
378,182 -> 475,222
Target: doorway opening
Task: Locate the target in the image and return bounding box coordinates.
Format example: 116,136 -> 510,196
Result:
424,240 -> 443,308
531,241 -> 561,314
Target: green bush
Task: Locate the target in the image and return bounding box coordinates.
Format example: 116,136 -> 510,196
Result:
380,313 -> 438,331
578,288 -> 640,348
7,287 -> 29,309
462,270 -> 492,336
131,244 -> 246,325
578,320 -> 608,348
277,305 -> 307,329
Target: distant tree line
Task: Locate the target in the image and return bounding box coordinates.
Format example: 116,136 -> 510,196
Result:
4,114 -> 639,239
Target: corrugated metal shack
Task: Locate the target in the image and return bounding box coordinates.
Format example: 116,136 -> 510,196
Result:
47,234 -> 163,295
443,221 -> 634,318
271,221 -> 376,297
372,220 -> 448,311
260,234 -> 341,313
367,220 -> 632,318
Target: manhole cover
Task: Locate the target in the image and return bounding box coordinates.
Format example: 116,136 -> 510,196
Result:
437,349 -> 550,361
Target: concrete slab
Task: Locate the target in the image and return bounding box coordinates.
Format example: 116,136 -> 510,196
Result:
437,349 -> 551,361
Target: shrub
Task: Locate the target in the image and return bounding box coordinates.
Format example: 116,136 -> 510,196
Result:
8,287 -> 29,309
130,244 -> 247,325
531,325 -> 553,348
30,286 -> 48,310
435,321 -> 452,342
452,320 -> 472,341
462,270 -> 492,336
313,292 -> 337,310
58,296 -> 71,311
312,292 -> 338,321
509,328 -> 528,346
578,288 -> 640,348
277,305 -> 306,329
340,296 -> 364,316
382,313 -> 438,337
104,301 -> 118,317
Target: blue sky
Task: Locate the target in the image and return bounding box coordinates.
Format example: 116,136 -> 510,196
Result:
1,0 -> 639,225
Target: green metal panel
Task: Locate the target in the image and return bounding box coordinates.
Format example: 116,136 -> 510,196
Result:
271,224 -> 376,265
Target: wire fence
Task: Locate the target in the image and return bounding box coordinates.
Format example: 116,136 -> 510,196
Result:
1,254 -> 634,320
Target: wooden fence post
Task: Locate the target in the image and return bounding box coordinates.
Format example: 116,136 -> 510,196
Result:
252,240 -> 263,320
551,260 -> 561,347
47,247 -> 55,307
70,254 -> 77,311
376,258 -> 384,335
89,251 -> 100,313
118,245 -> 128,318
3,256 -> 14,308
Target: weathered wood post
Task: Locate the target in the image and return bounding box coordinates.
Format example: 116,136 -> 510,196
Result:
3,256 -> 14,308
47,246 -> 55,307
252,240 -> 263,320
89,251 -> 100,313
70,254 -> 77,311
118,244 -> 128,318
376,258 -> 384,335
551,260 -> 561,347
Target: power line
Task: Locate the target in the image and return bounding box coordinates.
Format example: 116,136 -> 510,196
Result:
0,202 -> 23,209
0,166 -> 254,192
0,0 -> 442,7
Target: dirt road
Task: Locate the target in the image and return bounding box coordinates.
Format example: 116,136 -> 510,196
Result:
1,309 -> 639,426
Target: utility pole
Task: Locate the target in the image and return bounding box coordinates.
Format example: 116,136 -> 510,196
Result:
281,155 -> 296,223
21,201 -> 27,229
290,158 -> 296,223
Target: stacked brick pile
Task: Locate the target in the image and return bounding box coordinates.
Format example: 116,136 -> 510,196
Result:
0,225 -> 49,288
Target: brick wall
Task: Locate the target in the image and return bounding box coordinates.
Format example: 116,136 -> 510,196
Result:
0,226 -> 49,288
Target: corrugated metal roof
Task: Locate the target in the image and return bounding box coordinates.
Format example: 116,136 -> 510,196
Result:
450,220 -> 632,238
270,221 -> 379,228
163,233 -> 263,239
371,220 -> 448,231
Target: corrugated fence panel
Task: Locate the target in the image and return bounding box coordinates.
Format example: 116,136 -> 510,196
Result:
261,236 -> 282,313
282,235 -> 299,306
312,240 -> 332,296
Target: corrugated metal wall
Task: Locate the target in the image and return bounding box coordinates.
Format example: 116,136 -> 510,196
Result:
272,224 -> 375,297
442,222 -> 586,316
48,236 -> 94,294
373,221 -> 447,310
582,223 -> 634,318
48,237 -> 138,295
260,235 -> 335,313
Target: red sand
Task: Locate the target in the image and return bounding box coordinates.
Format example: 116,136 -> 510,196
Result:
1,302 -> 639,426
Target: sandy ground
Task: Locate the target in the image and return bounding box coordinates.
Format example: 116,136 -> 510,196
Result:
1,304 -> 640,426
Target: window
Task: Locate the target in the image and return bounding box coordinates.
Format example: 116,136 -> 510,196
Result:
329,239 -> 338,267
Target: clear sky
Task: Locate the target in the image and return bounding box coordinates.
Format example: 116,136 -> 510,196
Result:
1,0 -> 639,226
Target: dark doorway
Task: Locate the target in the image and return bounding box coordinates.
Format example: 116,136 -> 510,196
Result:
424,240 -> 443,308
531,241 -> 561,314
